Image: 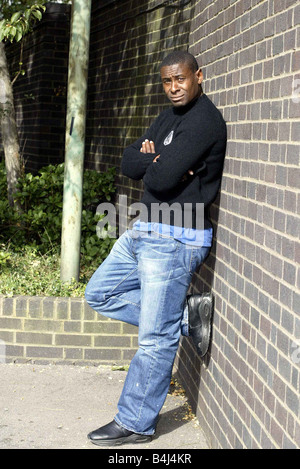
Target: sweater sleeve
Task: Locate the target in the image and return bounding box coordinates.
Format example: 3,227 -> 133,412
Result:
142,113 -> 220,193
121,123 -> 160,181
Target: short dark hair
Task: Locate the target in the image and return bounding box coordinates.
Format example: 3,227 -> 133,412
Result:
160,51 -> 199,73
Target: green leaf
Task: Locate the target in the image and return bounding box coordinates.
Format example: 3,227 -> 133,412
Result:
10,12 -> 22,24
10,26 -> 17,38
31,10 -> 42,21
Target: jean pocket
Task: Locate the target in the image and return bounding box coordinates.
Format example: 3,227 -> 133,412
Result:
189,246 -> 210,274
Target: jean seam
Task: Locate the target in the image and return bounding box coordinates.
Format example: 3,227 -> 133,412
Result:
103,267 -> 138,301
188,247 -> 195,274
134,349 -> 157,428
110,295 -> 140,308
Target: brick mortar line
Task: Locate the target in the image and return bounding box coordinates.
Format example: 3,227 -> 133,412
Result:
175,348 -> 233,449
92,27 -> 190,53
221,193 -> 299,216
92,30 -> 190,51
224,105 -> 300,113
204,290 -> 300,407
17,343 -> 138,349
6,330 -> 138,338
225,118 -> 300,124
224,163 -> 299,181
2,337 -> 137,350
209,335 -> 299,441
91,9 -> 192,43
86,99 -> 300,112
176,345 -> 240,448
177,344 -> 266,448
224,113 -> 300,121
181,333 -> 297,447
88,55 -> 300,85
217,201 -> 300,243
224,154 -> 300,167
212,100 -> 299,114
223,168 -> 300,182
200,342 -> 289,448
192,27 -> 299,67
206,258 -> 298,343
192,0 -> 270,28
86,63 -> 300,92
212,252 -> 300,310
201,274 -> 298,367
85,101 -> 300,117
191,0 -> 298,43
214,226 -> 299,269
184,303 -> 298,446
215,222 -> 299,266
195,45 -> 300,79
211,295 -> 299,389
219,191 -> 300,224
89,48 -> 300,77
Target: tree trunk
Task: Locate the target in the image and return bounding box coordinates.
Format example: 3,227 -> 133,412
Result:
0,41 -> 22,207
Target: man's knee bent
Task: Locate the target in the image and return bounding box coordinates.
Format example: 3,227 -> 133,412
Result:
84,284 -> 106,313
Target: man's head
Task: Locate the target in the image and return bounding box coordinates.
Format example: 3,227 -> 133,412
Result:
160,51 -> 203,107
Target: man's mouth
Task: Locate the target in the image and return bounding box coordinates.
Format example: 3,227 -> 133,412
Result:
170,95 -> 184,102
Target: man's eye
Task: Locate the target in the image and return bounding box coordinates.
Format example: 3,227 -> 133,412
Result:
178,77 -> 185,83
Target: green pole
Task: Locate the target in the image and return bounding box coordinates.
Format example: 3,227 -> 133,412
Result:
60,0 -> 92,282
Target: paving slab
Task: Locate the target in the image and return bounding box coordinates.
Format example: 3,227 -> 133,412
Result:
0,363 -> 209,450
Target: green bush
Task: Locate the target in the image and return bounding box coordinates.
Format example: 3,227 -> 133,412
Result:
0,161 -> 116,270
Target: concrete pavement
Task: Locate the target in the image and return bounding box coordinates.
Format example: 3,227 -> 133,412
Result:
0,363 -> 209,450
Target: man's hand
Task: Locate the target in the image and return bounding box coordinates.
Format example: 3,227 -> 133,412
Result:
182,170 -> 194,181
140,139 -> 155,154
140,139 -> 160,162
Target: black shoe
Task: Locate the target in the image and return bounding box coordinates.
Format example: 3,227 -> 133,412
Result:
187,293 -> 214,357
87,420 -> 152,447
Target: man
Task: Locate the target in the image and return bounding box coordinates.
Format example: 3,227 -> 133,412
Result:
85,50 -> 227,446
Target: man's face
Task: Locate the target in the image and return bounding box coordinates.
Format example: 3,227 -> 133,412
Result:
160,62 -> 203,107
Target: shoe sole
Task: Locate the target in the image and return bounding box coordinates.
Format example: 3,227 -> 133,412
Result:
88,433 -> 152,447
197,293 -> 213,357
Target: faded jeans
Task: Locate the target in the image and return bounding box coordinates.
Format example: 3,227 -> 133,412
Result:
85,229 -> 210,435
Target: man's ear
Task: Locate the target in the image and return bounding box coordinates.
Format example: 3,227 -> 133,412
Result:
196,68 -> 203,85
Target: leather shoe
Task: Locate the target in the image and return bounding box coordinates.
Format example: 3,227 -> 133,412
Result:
87,420 -> 152,446
187,293 -> 214,357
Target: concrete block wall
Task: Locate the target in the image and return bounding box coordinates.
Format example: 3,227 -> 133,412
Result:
175,0 -> 300,449
0,296 -> 138,365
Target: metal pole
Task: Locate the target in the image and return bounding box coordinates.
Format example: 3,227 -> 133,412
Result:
60,0 -> 92,282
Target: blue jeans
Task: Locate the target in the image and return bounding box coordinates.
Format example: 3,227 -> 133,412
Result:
85,229 -> 210,435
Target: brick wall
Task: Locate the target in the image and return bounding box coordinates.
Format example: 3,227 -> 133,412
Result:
85,0 -> 194,200
174,0 -> 300,449
1,0 -> 299,449
0,295 -> 138,365
4,2 -> 71,173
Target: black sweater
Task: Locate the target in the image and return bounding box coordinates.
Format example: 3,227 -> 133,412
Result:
121,94 -> 227,230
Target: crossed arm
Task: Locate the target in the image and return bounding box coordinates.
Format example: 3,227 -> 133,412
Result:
140,139 -> 193,178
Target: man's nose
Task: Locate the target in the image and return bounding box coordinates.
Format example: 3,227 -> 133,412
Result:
170,80 -> 179,93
